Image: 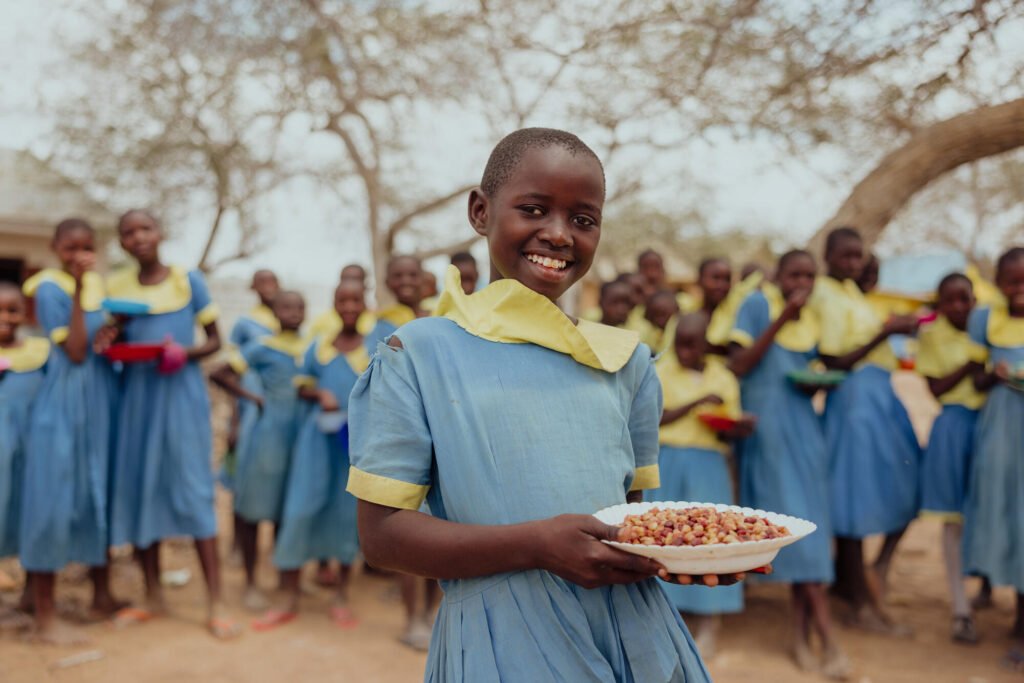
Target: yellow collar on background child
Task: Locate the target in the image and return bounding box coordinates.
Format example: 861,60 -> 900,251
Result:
0,337 -> 50,372
707,271 -> 764,346
762,282 -> 819,352
314,333 -> 371,373
262,330 -> 308,360
22,269 -> 104,312
248,305 -> 280,333
106,265 -> 192,314
377,304 -> 417,328
987,301 -> 1024,347
435,265 -> 639,373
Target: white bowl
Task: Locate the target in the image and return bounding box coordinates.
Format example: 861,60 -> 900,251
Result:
315,410 -> 347,434
594,501 -> 817,575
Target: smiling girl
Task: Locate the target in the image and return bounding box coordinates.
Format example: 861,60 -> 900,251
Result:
347,128 -> 723,682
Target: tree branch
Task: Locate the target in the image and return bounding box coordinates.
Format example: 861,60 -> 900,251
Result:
385,183 -> 476,251
411,234 -> 482,261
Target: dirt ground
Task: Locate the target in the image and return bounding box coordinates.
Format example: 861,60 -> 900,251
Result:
2,374 -> 1022,682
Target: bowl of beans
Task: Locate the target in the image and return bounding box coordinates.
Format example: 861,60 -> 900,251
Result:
594,502 -> 817,575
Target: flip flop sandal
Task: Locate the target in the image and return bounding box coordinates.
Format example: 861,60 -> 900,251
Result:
209,616 -> 243,639
329,606 -> 359,629
251,610 -> 296,632
110,606 -> 155,629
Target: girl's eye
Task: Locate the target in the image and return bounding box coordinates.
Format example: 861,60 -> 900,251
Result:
519,206 -> 544,216
573,215 -> 598,228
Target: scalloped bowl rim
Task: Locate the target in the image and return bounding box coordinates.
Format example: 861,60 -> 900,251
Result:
595,501 -> 817,559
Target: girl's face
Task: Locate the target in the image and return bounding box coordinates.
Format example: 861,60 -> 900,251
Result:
272,293 -> 306,331
937,279 -> 974,330
252,271 -> 280,306
827,236 -> 864,281
386,257 -> 423,308
118,212 -> 163,265
674,325 -> 707,369
645,296 -> 679,330
600,282 -> 633,327
334,283 -> 367,330
0,290 -> 25,345
455,261 -> 479,295
858,257 -> 879,293
997,257 -> 1024,316
53,227 -> 95,271
469,146 -> 603,303
638,253 -> 665,288
778,254 -> 816,300
699,260 -> 732,309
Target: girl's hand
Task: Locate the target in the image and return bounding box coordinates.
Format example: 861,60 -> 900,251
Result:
781,288 -> 811,319
994,361 -> 1012,383
319,390 -> 340,412
158,340 -> 188,374
722,413 -> 758,440
533,514 -> 662,589
883,314 -> 919,337
92,324 -> 120,354
69,252 -> 96,285
699,394 -> 725,407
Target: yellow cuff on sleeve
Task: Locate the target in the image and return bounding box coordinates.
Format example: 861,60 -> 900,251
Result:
346,466 -> 429,510
728,329 -> 753,348
629,464 -> 661,492
919,509 -> 963,523
967,342 -> 989,364
293,375 -> 316,389
196,303 -> 220,326
227,350 -> 248,374
50,326 -> 69,344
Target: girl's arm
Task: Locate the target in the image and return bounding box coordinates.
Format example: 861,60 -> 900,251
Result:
358,501 -> 662,588
210,364 -> 263,407
926,361 -> 981,399
728,290 -> 808,377
187,321 -> 222,361
821,315 -> 918,371
297,385 -> 340,411
660,395 -> 722,425
973,361 -> 1009,392
63,253 -> 96,364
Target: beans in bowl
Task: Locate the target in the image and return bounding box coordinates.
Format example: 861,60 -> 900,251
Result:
618,507 -> 790,547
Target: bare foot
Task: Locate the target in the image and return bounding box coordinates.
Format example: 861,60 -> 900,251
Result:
844,605 -> 913,638
208,603 -> 242,640
822,645 -> 852,680
28,618 -> 90,645
793,639 -> 817,672
251,609 -> 296,632
110,605 -> 161,630
399,619 -> 432,652
242,586 -> 271,612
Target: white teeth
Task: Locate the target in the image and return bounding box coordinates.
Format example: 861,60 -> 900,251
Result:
526,254 -> 567,270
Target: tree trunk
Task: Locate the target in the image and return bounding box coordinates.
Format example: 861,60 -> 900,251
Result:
809,97 -> 1024,255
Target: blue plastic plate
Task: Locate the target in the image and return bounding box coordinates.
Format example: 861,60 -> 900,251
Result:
102,298 -> 151,316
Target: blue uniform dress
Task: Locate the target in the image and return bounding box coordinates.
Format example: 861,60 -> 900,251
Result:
220,306 -> 278,493
372,304 -> 418,337
347,267 -> 709,683
273,334 -> 376,570
0,338 -> 49,558
648,352 -> 745,615
730,287 -> 832,583
963,305 -> 1024,592
20,271 -> 118,571
809,277 -> 921,538
107,266 -> 220,548
230,331 -> 307,524
916,316 -> 987,521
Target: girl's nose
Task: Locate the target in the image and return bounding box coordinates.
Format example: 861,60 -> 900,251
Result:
538,218 -> 573,247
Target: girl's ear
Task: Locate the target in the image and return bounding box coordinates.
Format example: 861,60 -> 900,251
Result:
467,188 -> 488,238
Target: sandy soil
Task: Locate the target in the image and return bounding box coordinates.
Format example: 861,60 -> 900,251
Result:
2,373 -> 1021,682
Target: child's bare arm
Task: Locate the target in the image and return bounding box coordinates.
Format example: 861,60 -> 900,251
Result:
973,361 -> 1009,392
729,289 -> 809,377
660,395 -> 722,425
358,500 -> 661,588
822,315 -> 919,371
926,360 -> 981,399
187,321 -> 222,361
210,364 -> 262,407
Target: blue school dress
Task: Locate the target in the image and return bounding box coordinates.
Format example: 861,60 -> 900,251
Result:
107,266 -> 220,548
273,333 -> 377,570
963,304 -> 1024,592
230,331 -> 307,524
730,286 -> 833,583
347,267 -> 709,683
0,338 -> 49,558
648,350 -> 745,615
809,276 -> 921,538
219,306 -> 279,493
916,316 -> 987,521
20,271 -> 117,571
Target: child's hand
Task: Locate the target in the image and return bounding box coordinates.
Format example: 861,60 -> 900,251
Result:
699,394 -> 724,407
158,340 -> 188,375
319,390 -> 340,412
994,361 -> 1012,383
883,314 -> 919,336
252,395 -> 265,412
69,252 -> 96,285
722,414 -> 758,440
533,514 -> 662,589
92,324 -> 120,354
781,288 -> 811,318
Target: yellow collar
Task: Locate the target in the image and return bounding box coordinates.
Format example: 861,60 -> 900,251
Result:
762,283 -> 819,352
106,265 -> 193,315
22,269 -> 104,312
261,331 -> 308,360
434,265 -> 639,373
315,336 -> 371,374
377,304 -> 418,328
247,305 -> 280,333
0,337 -> 50,372
987,302 -> 1024,347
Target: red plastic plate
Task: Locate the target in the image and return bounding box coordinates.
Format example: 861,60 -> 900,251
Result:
698,413 -> 738,432
104,342 -> 164,363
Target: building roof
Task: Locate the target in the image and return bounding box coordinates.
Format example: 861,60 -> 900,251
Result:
0,148 -> 115,236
